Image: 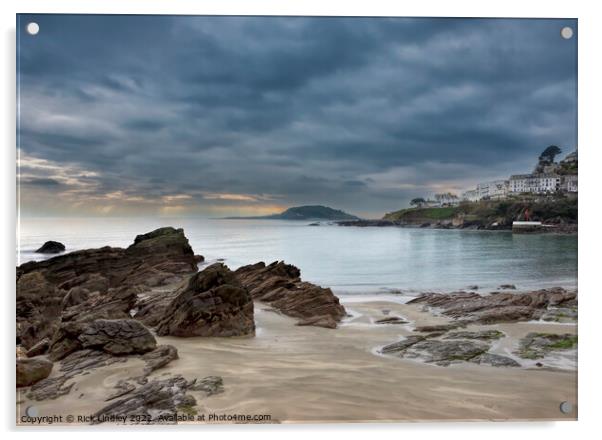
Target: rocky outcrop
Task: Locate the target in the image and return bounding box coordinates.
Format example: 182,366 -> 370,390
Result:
49,319 -> 157,361
380,333 -> 519,367
18,227 -> 197,290
16,227 -> 199,350
16,357 -> 53,387
156,264 -> 255,337
90,375 -> 198,424
16,271 -> 64,349
35,241 -> 65,254
235,261 -> 347,327
407,288 -> 576,324
516,332 -> 577,359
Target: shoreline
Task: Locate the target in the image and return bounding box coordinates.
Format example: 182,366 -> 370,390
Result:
17,296 -> 577,424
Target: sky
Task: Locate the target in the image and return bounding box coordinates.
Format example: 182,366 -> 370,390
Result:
17,15 -> 577,219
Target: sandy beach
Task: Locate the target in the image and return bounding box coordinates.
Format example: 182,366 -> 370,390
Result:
17,296 -> 577,424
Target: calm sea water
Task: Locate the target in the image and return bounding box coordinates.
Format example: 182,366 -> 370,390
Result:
17,218 -> 577,295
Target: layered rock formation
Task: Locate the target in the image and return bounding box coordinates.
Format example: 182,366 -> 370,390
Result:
156,263 -> 255,337
407,288 -> 577,324
234,261 -> 347,328
16,227 -> 199,350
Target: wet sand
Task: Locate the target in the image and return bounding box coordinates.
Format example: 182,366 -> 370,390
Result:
17,298 -> 577,424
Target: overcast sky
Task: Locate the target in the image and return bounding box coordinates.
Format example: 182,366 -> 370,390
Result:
17,15 -> 577,218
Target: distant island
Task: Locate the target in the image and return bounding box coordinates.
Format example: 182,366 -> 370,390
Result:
226,205 -> 360,221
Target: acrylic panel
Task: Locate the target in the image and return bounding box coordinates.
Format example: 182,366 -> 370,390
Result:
16,14 -> 578,425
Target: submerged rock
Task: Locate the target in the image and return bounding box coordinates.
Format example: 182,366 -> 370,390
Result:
235,261 -> 347,328
156,263 -> 255,337
16,357 -> 53,387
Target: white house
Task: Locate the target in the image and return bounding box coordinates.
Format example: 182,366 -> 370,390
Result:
509,174 -> 560,194
461,189 -> 479,202
561,175 -> 578,193
476,180 -> 509,200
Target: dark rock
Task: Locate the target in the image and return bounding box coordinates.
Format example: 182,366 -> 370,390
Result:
16,271 -> 64,349
468,285 -> 479,290
26,337 -> 51,357
404,339 -> 489,366
90,375 -> 197,424
141,345 -> 179,375
296,315 -> 338,329
413,323 -> 464,333
189,376 -> 224,396
27,376 -> 74,401
470,353 -> 520,367
106,380 -> 136,401
35,241 -> 65,254
156,264 -> 255,337
18,227 -> 198,290
16,357 -> 53,387
374,316 -> 408,325
17,228 -> 199,351
499,284 -> 517,290
443,330 -> 505,340
235,261 -> 346,327
380,335 -> 426,354
49,319 -> 156,360
516,332 -> 577,359
194,255 -> 205,263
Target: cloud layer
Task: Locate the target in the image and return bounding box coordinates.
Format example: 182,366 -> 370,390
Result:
17,15 -> 577,218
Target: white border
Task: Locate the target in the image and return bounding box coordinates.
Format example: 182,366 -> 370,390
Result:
3,0 -> 601,439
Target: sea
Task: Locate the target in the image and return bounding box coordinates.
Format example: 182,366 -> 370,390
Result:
17,217 -> 578,296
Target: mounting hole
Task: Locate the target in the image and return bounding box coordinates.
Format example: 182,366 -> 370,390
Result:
560,26 -> 573,40
559,401 -> 573,414
26,22 -> 39,36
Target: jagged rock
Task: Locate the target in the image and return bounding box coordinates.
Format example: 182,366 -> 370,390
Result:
133,289 -> 180,327
16,357 -> 53,387
189,376 -> 224,396
156,264 -> 254,337
16,271 -> 65,349
541,306 -> 578,322
516,332 -> 577,359
407,288 -> 577,324
91,375 -> 197,424
16,346 -> 27,359
35,241 -> 65,254
443,330 -> 505,340
470,353 -> 520,367
17,228 -> 199,351
106,380 -> 136,401
374,316 -> 408,325
296,315 -> 338,329
235,261 -> 346,327
27,376 -> 74,401
49,319 -> 156,361
499,284 -> 517,290
141,345 -> 179,375
18,227 -> 198,290
26,337 -> 51,357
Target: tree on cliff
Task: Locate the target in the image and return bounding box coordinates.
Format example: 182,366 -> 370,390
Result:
538,145 -> 562,164
410,197 -> 426,208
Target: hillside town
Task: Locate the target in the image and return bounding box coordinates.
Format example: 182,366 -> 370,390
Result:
412,146 -> 577,208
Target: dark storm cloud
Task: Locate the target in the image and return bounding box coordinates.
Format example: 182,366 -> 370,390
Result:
17,15 -> 577,216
